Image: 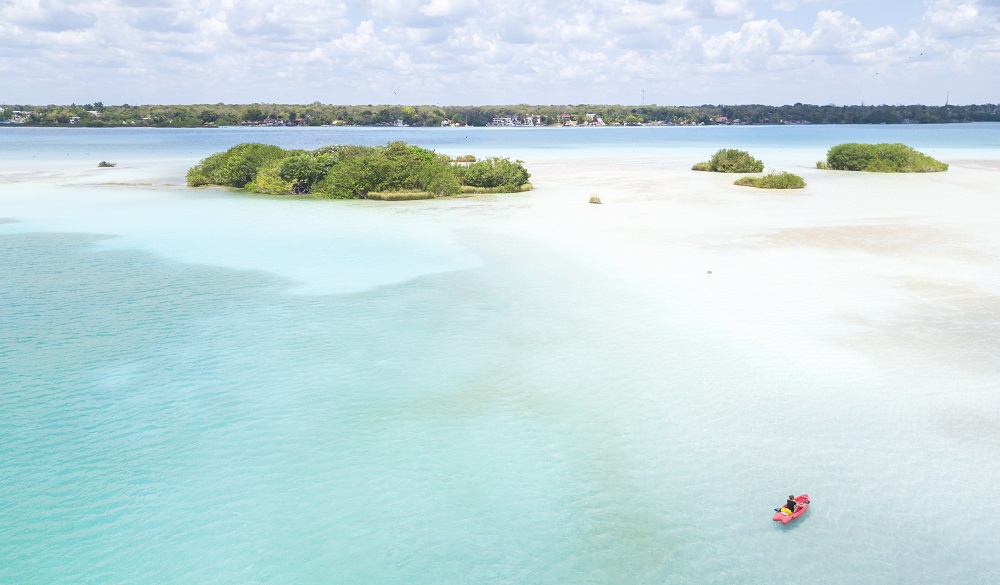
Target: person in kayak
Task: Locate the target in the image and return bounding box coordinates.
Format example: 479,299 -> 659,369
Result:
781,495 -> 799,515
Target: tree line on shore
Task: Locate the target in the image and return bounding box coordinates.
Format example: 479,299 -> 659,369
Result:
2,102 -> 998,128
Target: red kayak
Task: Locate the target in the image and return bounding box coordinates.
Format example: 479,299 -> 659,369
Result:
773,494 -> 810,524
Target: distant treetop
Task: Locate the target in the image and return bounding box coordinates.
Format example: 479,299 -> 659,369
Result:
2,102 -> 997,127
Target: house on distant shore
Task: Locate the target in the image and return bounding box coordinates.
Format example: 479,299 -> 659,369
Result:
489,114 -> 541,127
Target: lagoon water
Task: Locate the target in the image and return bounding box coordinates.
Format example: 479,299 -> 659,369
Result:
2,125 -> 999,583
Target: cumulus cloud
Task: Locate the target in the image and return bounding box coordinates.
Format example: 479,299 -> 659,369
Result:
800,10 -> 898,58
698,19 -> 792,70
922,0 -> 1000,39
418,0 -> 479,18
710,0 -> 754,19
923,0 -> 984,36
772,0 -> 825,10
2,0 -> 999,105
686,10 -> 902,71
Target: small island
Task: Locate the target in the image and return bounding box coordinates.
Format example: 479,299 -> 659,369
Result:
734,171 -> 806,189
186,142 -> 531,199
692,149 -> 765,173
818,143 -> 949,172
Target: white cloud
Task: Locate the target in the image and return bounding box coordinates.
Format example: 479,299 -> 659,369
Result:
710,0 -> 754,19
772,0 -> 825,10
921,0 -> 1000,53
922,0 -> 984,37
797,10 -> 898,58
689,10 -> 902,71
2,0 -> 999,105
418,0 -> 478,18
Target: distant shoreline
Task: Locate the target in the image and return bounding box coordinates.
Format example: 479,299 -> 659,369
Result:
3,102 -> 997,128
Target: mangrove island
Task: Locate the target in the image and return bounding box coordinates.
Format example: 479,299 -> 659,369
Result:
186,142 -> 532,199
818,143 -> 949,172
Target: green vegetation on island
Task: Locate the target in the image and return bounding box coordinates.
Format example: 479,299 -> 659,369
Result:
734,171 -> 806,189
693,149 -> 765,173
818,143 -> 949,172
186,142 -> 532,199
3,101 -> 998,128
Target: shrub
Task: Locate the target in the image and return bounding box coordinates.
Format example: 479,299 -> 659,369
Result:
277,153 -> 330,194
454,154 -> 476,163
312,142 -> 460,198
691,162 -> 711,171
707,149 -> 764,173
97,161 -> 116,168
312,146 -> 382,198
245,160 -> 294,195
312,145 -> 343,156
217,143 -> 289,187
734,171 -> 806,189
824,143 -> 948,172
412,162 -> 462,196
186,143 -> 288,187
186,150 -> 229,186
458,157 -> 531,191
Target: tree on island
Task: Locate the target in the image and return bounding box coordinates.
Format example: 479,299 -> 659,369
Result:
187,142 -> 532,199
818,143 -> 948,172
692,149 -> 765,173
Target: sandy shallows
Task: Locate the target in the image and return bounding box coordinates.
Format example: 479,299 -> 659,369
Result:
455,155 -> 1000,378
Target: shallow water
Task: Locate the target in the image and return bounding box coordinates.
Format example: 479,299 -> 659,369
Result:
2,125 -> 999,583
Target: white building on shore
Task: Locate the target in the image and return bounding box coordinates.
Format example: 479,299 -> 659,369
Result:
489,114 -> 542,127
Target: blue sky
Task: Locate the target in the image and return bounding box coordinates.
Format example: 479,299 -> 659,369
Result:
2,0 -> 998,106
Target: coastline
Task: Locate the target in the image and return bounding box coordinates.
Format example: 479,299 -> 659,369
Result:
4,102 -> 999,128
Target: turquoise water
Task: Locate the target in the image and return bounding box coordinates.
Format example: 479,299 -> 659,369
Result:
2,125 -> 1000,583
3,122 -> 998,164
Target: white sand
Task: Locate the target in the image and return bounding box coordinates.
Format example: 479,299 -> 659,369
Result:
453,156 -> 1000,383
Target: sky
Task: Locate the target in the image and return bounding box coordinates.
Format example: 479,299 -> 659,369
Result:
2,0 -> 999,106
